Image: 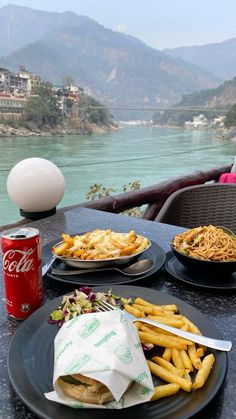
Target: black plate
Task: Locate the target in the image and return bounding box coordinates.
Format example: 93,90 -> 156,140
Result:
7,285 -> 227,419
165,251 -> 236,290
43,240 -> 165,286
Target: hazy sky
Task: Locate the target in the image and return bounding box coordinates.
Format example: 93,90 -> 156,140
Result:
0,0 -> 235,49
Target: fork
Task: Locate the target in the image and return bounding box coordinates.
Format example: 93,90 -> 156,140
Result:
96,301 -> 232,352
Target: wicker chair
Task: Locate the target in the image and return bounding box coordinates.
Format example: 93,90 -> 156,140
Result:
155,183 -> 236,233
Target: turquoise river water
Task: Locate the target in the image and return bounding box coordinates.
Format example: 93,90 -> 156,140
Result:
1,125 -> 236,225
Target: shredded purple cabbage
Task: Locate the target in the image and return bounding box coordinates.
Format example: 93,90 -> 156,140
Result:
141,342 -> 154,351
79,287 -> 92,296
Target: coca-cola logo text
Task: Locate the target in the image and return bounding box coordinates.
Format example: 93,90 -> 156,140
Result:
3,248 -> 36,273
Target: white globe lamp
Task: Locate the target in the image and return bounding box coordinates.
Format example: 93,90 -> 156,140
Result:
7,158 -> 65,220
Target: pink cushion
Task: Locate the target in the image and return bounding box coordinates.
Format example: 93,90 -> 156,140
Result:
219,173 -> 236,183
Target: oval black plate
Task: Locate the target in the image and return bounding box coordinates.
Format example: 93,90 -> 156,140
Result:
43,240 -> 166,286
165,251 -> 236,290
7,285 -> 227,419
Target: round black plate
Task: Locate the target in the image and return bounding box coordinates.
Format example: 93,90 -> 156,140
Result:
44,240 -> 166,286
165,251 -> 236,290
7,285 -> 227,419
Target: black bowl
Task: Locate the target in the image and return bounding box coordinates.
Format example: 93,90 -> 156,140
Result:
170,243 -> 236,274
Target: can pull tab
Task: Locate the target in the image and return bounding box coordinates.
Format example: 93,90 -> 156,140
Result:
10,235 -> 27,238
10,228 -> 30,238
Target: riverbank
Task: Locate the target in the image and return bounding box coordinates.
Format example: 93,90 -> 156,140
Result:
0,120 -> 119,137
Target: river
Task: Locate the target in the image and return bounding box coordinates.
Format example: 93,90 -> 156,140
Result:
1,125 -> 236,225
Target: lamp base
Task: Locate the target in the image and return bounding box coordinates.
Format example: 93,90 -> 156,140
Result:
20,207 -> 56,220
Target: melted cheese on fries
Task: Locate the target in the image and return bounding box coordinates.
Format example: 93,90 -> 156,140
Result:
52,229 -> 149,260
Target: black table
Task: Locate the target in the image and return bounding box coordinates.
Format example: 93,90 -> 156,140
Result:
0,207 -> 235,419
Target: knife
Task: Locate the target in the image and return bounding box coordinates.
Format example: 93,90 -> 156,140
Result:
42,256 -> 56,276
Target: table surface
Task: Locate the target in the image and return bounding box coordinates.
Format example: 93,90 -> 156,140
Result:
0,207 -> 235,419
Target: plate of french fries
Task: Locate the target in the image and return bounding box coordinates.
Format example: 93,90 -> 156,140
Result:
7,285 -> 228,419
51,229 -> 151,268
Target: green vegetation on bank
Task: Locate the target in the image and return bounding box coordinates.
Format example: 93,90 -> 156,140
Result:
224,104 -> 236,128
153,77 -> 236,127
23,84 -> 112,128
23,84 -> 60,126
0,83 -> 113,134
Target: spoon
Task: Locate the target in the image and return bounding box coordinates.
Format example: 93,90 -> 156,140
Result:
51,258 -> 154,277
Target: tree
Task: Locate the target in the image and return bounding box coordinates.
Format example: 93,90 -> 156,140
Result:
79,93 -> 111,125
24,84 -> 60,127
86,181 -> 142,217
224,104 -> 236,128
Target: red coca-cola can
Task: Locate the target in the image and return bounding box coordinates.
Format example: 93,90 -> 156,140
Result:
1,227 -> 43,320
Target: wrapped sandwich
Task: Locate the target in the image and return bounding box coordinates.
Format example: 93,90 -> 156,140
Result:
45,309 -> 154,409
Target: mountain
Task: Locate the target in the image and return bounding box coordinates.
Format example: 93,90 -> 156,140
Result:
0,4 -> 91,56
0,5 -> 220,114
176,77 -> 236,109
164,38 -> 236,80
153,78 -> 236,126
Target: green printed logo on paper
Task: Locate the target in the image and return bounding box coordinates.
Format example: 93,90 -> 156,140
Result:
120,312 -> 133,330
94,330 -> 117,347
55,340 -> 72,362
77,317 -> 100,338
114,345 -> 133,364
66,316 -> 80,329
141,387 -> 152,396
120,312 -> 129,325
134,371 -> 148,384
73,401 -> 83,408
64,353 -> 90,374
134,341 -> 142,349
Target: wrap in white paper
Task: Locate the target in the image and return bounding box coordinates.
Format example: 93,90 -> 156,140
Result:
45,309 -> 154,409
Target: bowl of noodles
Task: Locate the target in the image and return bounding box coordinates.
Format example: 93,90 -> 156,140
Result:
171,225 -> 236,274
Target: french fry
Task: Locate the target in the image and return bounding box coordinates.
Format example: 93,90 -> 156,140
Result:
182,316 -> 202,335
188,344 -> 202,370
147,315 -> 185,328
134,298 -> 178,312
61,233 -> 74,246
180,349 -> 194,371
193,354 -> 215,389
52,229 -> 149,260
124,304 -> 145,318
151,383 -> 180,401
135,237 -> 149,252
139,331 -> 188,350
196,347 -> 205,358
132,296 -> 216,398
132,304 -> 154,315
181,324 -> 189,331
152,356 -> 185,377
137,306 -> 182,319
162,347 -> 172,362
172,348 -> 185,369
120,244 -> 139,256
52,242 -> 70,256
139,323 -> 173,336
133,321 -> 142,330
139,325 -> 193,347
147,360 -> 192,392
153,308 -> 178,316
184,370 -> 192,383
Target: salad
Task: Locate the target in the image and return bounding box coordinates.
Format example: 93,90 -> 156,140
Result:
48,287 -> 132,326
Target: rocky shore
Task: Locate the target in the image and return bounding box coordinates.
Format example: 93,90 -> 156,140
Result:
0,121 -> 119,137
